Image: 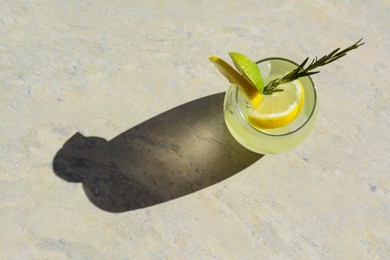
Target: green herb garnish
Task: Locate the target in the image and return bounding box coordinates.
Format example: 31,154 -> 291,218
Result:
259,38 -> 365,95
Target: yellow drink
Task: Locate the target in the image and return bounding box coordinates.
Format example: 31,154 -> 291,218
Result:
224,58 -> 318,154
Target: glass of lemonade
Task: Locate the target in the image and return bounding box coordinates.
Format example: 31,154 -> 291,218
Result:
223,57 -> 318,154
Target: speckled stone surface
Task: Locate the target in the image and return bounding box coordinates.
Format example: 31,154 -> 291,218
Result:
1,0 -> 389,259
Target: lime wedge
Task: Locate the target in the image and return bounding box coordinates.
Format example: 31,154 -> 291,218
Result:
209,55 -> 263,108
229,52 -> 264,93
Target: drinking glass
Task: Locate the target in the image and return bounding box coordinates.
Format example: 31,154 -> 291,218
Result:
223,57 -> 318,154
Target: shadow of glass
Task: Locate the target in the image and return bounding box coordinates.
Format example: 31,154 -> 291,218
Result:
52,93 -> 263,212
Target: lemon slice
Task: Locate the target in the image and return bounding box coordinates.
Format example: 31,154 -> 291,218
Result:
209,55 -> 263,107
248,80 -> 305,129
229,52 -> 264,93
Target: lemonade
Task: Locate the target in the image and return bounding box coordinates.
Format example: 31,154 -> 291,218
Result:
223,58 -> 318,154
209,39 -> 363,154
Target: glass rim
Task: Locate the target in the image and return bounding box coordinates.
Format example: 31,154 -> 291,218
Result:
235,57 -> 318,137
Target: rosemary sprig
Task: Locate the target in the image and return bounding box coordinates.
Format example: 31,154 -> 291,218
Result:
259,38 -> 365,95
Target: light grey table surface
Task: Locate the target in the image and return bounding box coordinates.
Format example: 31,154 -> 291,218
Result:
1,1 -> 389,259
